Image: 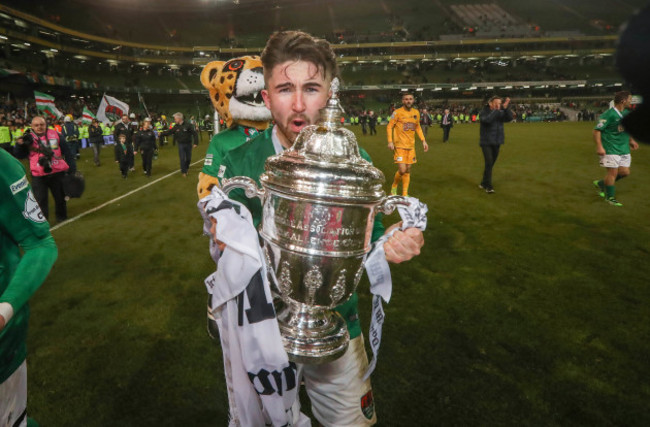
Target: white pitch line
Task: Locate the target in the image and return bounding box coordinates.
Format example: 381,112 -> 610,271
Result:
50,158 -> 204,232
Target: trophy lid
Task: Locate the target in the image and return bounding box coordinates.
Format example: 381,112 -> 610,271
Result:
262,78 -> 386,202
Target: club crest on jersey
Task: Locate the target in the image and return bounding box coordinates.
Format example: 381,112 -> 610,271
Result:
10,176 -> 28,195
23,190 -> 46,223
360,390 -> 375,420
218,164 -> 227,178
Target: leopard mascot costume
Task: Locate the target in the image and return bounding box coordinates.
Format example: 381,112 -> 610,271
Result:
197,56 -> 271,199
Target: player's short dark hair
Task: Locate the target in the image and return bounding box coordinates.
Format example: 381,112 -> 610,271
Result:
488,95 -> 502,103
402,92 -> 414,98
261,31 -> 338,82
614,91 -> 631,104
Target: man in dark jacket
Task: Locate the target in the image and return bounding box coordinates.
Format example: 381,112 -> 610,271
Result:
135,118 -> 158,177
88,119 -> 104,166
61,116 -> 80,159
440,108 -> 453,142
161,112 -> 198,177
479,96 -> 513,193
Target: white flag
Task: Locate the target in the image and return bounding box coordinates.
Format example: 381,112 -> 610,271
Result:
96,94 -> 129,124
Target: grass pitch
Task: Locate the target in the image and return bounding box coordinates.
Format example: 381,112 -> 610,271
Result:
26,123 -> 650,426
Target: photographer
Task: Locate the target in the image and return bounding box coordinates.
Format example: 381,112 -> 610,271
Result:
14,116 -> 70,223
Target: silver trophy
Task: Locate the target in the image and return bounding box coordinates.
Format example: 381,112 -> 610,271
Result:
221,78 -> 406,364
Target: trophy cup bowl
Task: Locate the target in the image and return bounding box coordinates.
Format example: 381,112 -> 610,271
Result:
221,79 -> 406,363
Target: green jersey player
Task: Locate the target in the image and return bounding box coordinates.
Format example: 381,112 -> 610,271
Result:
0,149 -> 58,426
215,30 -> 425,427
592,91 -> 639,206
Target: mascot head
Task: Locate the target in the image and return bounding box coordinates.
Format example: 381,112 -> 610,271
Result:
200,55 -> 271,130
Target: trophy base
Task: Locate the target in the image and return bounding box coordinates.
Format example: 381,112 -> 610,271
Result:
275,299 -> 350,365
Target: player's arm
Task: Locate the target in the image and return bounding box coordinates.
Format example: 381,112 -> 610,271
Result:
415,116 -> 428,152
0,171 -> 58,331
592,112 -> 611,156
0,234 -> 57,331
592,129 -> 606,156
386,115 -> 396,150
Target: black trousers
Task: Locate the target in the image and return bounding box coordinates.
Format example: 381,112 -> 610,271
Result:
128,143 -> 135,169
118,160 -> 129,177
178,143 -> 192,174
480,145 -> 501,189
141,148 -> 154,175
442,125 -> 452,142
31,172 -> 67,222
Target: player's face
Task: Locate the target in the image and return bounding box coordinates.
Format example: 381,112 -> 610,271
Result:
624,95 -> 632,109
402,95 -> 414,109
262,60 -> 330,148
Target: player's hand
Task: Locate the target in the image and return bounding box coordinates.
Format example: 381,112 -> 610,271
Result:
630,140 -> 639,151
193,145 -> 198,148
0,314 -> 5,332
209,217 -> 226,252
388,142 -> 395,151
422,141 -> 429,152
383,223 -> 424,264
596,147 -> 606,156
503,97 -> 511,108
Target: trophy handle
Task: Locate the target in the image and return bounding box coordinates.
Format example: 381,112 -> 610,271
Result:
376,195 -> 409,214
221,176 -> 265,200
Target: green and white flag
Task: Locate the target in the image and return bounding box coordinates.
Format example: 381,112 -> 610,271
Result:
34,91 -> 63,119
82,106 -> 96,124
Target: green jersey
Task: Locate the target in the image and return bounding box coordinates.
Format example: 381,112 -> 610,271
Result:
594,107 -> 631,155
221,126 -> 385,339
0,149 -> 58,382
201,126 -> 262,180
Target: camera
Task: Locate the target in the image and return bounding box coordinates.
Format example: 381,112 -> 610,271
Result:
37,143 -> 54,174
38,153 -> 53,173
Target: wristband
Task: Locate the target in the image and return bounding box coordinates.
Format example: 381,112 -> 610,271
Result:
0,302 -> 14,324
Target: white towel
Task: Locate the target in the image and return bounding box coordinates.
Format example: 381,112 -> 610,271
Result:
363,197 -> 428,380
199,187 -> 310,427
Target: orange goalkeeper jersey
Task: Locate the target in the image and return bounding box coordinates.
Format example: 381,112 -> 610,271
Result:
387,107 -> 426,149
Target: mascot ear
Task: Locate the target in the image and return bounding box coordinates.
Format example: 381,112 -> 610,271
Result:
200,61 -> 225,90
